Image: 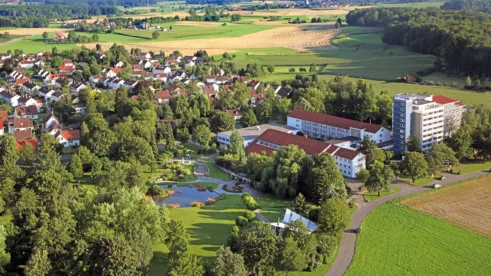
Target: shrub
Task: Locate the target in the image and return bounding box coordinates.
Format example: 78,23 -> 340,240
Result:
146,185 -> 167,198
242,195 -> 259,210
244,210 -> 256,221
241,192 -> 251,199
308,208 -> 320,222
232,185 -> 243,192
167,203 -> 180,208
219,194 -> 228,200
191,201 -> 204,207
235,216 -> 248,226
205,197 -> 217,205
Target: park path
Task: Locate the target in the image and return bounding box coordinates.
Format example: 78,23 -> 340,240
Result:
325,169 -> 490,276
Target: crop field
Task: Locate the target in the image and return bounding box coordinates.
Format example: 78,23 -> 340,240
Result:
402,175 -> 491,237
345,201 -> 491,276
0,34 -> 78,52
375,1 -> 445,8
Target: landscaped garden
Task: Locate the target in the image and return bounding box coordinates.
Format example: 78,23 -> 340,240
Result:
363,185 -> 401,202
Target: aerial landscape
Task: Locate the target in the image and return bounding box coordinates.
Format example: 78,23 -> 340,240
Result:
0,0 -> 490,275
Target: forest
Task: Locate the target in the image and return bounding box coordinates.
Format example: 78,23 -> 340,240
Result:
0,5 -> 118,28
346,7 -> 491,77
441,0 -> 491,13
24,0 -> 158,8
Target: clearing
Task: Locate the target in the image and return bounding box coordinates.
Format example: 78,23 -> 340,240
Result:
401,175 -> 491,237
345,201 -> 491,276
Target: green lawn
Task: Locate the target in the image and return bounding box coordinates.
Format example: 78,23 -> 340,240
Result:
260,208 -> 286,222
115,23 -> 278,41
375,1 -> 445,8
363,185 -> 401,202
0,34 -> 78,52
448,161 -> 491,174
203,159 -> 231,180
183,143 -> 201,152
256,194 -> 293,209
402,174 -> 442,186
424,72 -> 466,88
149,195 -> 246,275
345,201 -> 491,276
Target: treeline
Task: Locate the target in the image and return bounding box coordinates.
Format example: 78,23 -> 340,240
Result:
25,0 -> 157,8
0,5 -> 118,28
186,0 -> 245,4
441,0 -> 491,13
346,8 -> 491,77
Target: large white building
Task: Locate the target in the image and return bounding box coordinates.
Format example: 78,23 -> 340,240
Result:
287,109 -> 391,146
392,94 -> 464,153
217,123 -> 298,148
244,129 -> 366,178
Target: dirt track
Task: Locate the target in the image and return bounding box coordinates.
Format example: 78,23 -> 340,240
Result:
6,28 -> 69,36
80,24 -> 340,55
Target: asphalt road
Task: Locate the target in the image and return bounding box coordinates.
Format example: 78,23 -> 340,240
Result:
326,169 -> 490,276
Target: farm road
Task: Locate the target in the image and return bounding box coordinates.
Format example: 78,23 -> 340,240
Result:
326,169 -> 490,276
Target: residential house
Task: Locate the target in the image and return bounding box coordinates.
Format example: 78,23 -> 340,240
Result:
275,86 -> 292,98
9,117 -> 34,134
107,77 -> 124,89
226,109 -> 243,120
55,78 -> 73,88
59,65 -> 75,74
0,91 -> 20,107
248,80 -> 261,90
244,129 -> 366,178
71,83 -> 87,94
19,60 -> 35,69
106,68 -> 121,78
72,103 -> 86,114
89,74 -> 102,84
17,96 -> 37,108
0,53 -> 11,60
152,65 -> 172,75
55,130 -> 81,147
155,90 -> 171,104
124,80 -> 139,90
15,77 -> 31,86
0,119 -> 3,135
14,105 -> 38,120
63,59 -> 73,66
44,113 -> 61,134
52,32 -> 65,41
23,82 -> 40,95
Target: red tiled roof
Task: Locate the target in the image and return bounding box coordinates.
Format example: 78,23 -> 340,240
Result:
432,95 -> 465,106
55,32 -> 64,37
17,137 -> 38,151
244,142 -> 275,156
226,109 -> 243,116
0,119 -> 3,130
15,77 -> 30,85
13,129 -> 32,141
288,109 -> 383,134
246,129 -> 330,156
59,66 -> 73,71
110,68 -> 122,73
61,130 -> 80,141
333,147 -> 361,160
13,117 -> 33,129
156,90 -> 171,99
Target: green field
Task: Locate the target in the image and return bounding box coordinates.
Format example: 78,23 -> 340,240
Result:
363,185 -> 401,202
345,201 -> 491,276
203,159 -> 232,180
0,34 -> 78,52
375,1 -> 445,8
115,23 -> 278,41
227,26 -> 435,81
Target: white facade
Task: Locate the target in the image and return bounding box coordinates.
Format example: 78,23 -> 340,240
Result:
411,101 -> 444,152
217,124 -> 298,148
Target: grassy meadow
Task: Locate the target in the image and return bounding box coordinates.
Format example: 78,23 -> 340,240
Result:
345,201 -> 491,276
363,185 -> 401,202
375,1 -> 446,8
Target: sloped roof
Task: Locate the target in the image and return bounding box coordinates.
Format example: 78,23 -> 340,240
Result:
432,95 -> 465,106
288,109 -> 383,134
156,90 -> 171,99
60,130 -> 80,141
13,129 -> 32,141
13,117 -> 33,128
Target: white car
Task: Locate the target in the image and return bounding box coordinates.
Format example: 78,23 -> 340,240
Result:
432,184 -> 442,188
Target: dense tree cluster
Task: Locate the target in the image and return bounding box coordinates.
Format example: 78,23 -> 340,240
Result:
0,5 -> 118,28
441,0 -> 491,13
346,7 -> 491,77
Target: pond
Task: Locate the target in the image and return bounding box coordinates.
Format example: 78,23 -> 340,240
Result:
154,186 -> 219,207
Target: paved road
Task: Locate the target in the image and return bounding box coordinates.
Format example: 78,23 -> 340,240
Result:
326,169 -> 490,276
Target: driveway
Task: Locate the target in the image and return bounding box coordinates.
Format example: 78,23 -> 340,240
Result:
326,169 -> 490,276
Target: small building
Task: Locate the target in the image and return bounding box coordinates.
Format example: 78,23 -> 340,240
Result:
270,209 -> 318,234
217,123 -> 298,148
53,32 -> 65,41
55,130 -> 80,147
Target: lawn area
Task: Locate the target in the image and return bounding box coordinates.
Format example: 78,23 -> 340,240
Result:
260,208 -> 286,222
345,201 -> 491,276
0,34 -> 78,52
183,143 -> 201,152
402,173 -> 442,186
363,185 -> 401,202
149,195 -> 247,274
447,160 -> 491,174
424,72 -> 466,88
116,23 -> 278,41
203,159 -> 231,180
256,193 -> 293,209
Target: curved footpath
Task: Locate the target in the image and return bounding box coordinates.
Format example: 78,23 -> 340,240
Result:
326,169 -> 490,276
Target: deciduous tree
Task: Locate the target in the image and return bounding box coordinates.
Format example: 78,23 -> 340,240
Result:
318,198 -> 351,236
211,246 -> 247,276
401,151 -> 428,182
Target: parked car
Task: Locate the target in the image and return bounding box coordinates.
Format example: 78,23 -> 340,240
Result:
439,176 -> 446,180
355,227 -> 361,234
432,184 -> 442,188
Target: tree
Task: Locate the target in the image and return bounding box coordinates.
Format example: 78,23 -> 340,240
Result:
445,124 -> 474,160
306,153 -> 346,203
19,142 -> 36,163
359,136 -> 385,168
335,21 -> 341,28
276,237 -> 307,275
152,31 -> 160,40
169,253 -> 204,276
210,111 -> 235,133
267,65 -> 275,73
166,220 -> 190,266
0,226 -> 9,275
83,114 -> 115,157
229,130 -> 245,161
176,127 -> 191,144
317,198 -> 351,236
309,64 -> 316,73
356,168 -> 369,185
406,135 -> 421,152
192,125 -> 211,148
401,151 -> 428,182
289,68 -> 295,73
42,31 -> 48,40
240,109 -> 257,127
364,162 -> 395,196
69,153 -> 83,178
25,249 -> 51,276
238,222 -> 278,274
426,144 -> 459,176
211,246 -> 247,276
293,193 -> 308,216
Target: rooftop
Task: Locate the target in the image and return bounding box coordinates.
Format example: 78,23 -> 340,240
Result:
219,123 -> 297,141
